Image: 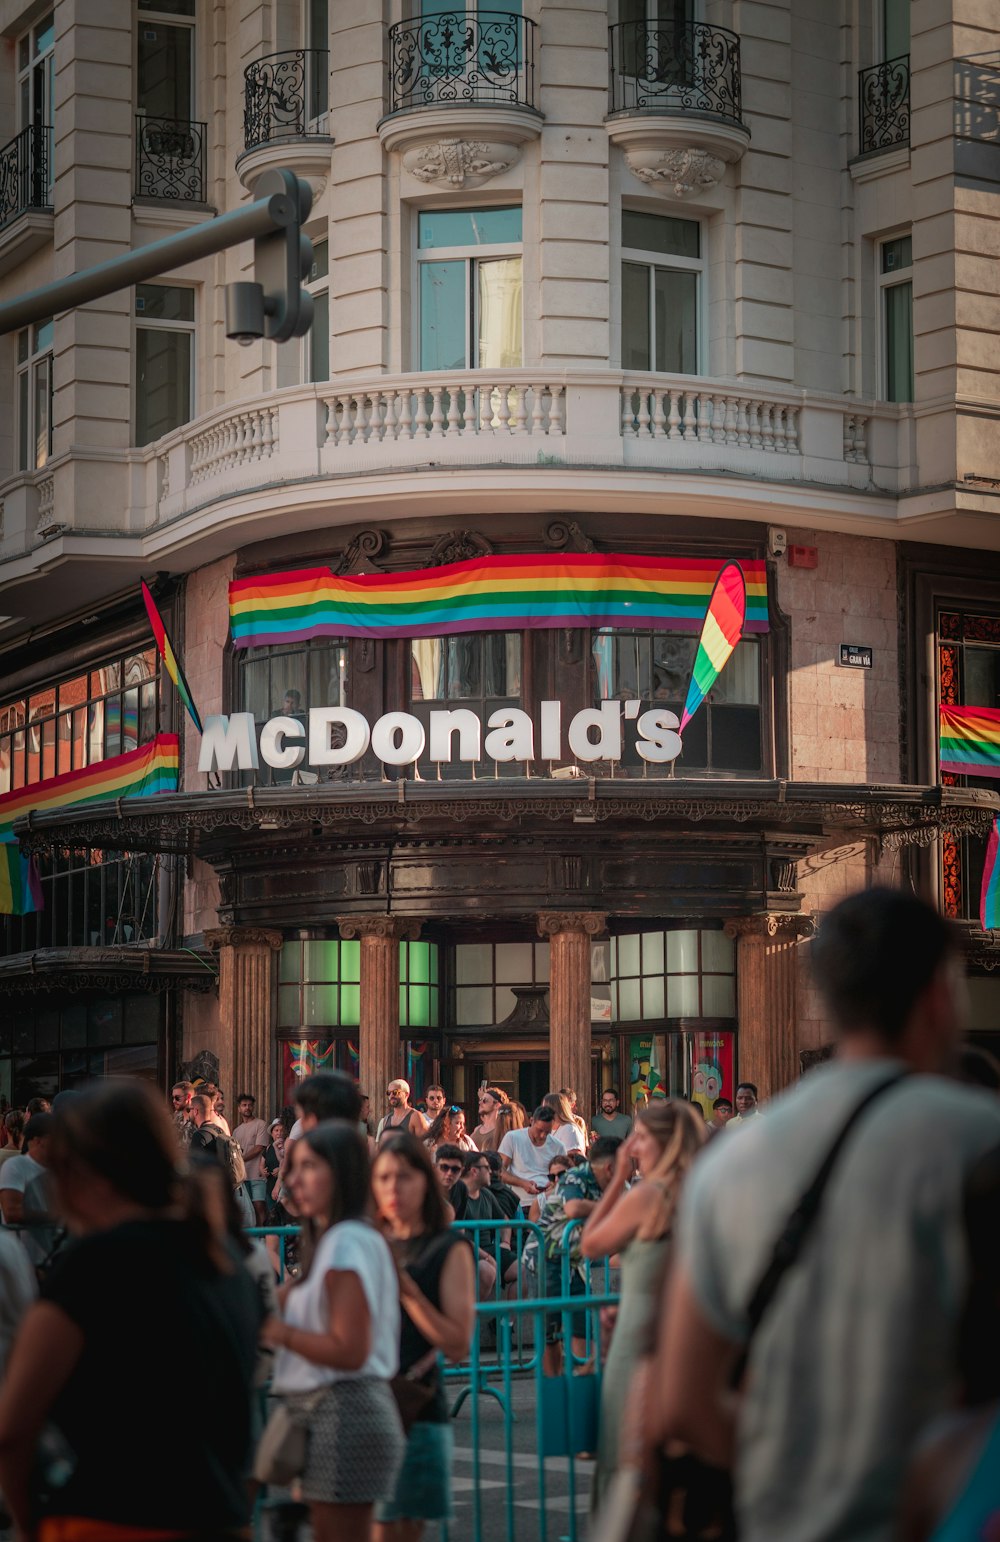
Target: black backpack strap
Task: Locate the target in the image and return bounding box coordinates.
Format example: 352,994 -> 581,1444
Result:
732,1070 -> 908,1384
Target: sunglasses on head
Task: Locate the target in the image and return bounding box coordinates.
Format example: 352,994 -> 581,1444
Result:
448,1105 -> 461,1115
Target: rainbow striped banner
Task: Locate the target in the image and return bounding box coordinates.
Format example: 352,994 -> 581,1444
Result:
0,735 -> 179,915
939,705 -> 1000,779
981,818 -> 1000,931
229,554 -> 770,648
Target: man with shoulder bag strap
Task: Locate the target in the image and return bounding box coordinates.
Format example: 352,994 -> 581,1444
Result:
653,889 -> 1000,1542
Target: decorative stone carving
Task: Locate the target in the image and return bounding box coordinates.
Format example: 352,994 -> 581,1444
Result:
537,911 -> 608,940
335,915 -> 421,942
403,137 -> 517,188
545,519 -> 595,553
624,146 -> 726,198
724,914 -> 815,941
337,528 -> 386,575
205,927 -> 283,952
430,529 -> 494,566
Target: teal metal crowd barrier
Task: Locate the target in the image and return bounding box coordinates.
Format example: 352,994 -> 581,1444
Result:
250,1215 -> 620,1542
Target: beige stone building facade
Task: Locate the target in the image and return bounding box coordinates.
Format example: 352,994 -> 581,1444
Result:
0,0 -> 998,1119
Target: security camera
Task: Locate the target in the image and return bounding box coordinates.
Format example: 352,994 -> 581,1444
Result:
225,281 -> 266,347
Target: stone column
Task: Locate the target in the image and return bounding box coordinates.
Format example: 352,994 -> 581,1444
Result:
337,917 -> 420,1113
537,911 -> 607,1119
205,927 -> 283,1112
724,915 -> 815,1101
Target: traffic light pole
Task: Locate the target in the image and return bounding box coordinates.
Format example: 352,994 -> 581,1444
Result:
0,171 -> 313,340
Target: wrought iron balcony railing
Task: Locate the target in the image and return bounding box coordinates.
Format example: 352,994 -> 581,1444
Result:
135,116 -> 207,202
244,49 -> 330,151
0,123 -> 52,231
387,11 -> 537,114
858,54 -> 910,154
608,20 -> 744,123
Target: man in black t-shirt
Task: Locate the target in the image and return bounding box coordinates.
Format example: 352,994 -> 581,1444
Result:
188,1093 -> 230,1167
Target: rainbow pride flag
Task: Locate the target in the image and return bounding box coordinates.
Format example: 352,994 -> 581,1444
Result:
939,705 -> 1000,779
141,581 -> 203,735
680,561 -> 747,734
0,735 -> 179,915
981,818 -> 1000,931
229,554 -> 770,648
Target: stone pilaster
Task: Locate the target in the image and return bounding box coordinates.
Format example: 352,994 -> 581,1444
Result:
336,916 -> 420,1114
724,914 -> 815,1100
205,926 -> 283,1112
537,911 -> 607,1119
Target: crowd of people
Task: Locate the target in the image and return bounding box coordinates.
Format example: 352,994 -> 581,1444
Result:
0,888 -> 999,1542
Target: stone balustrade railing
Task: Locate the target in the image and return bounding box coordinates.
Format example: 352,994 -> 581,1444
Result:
0,372 -> 915,565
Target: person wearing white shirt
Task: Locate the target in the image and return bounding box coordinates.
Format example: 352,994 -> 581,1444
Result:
262,1122 -> 404,1535
498,1108 -> 567,1211
542,1091 -> 587,1154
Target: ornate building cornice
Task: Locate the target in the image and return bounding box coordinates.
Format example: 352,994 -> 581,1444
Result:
0,946 -> 218,995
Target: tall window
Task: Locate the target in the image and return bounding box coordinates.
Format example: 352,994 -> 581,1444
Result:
938,608 -> 1000,922
305,0 -> 330,126
410,633 -> 522,777
621,211 -> 701,374
879,234 -> 913,404
135,284 -> 195,446
17,12 -> 54,203
307,239 -> 330,382
593,629 -> 762,773
882,0 -> 909,59
17,318 -> 53,471
417,207 -> 523,371
239,638 -> 349,785
137,0 -> 196,120
0,646 -> 162,958
0,994 -> 163,1108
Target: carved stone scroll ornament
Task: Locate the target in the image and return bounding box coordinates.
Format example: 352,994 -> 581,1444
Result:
336,528 -> 387,576
545,519 -> 595,553
205,927 -> 283,952
429,530 -> 494,566
403,137 -> 518,188
537,911 -> 608,940
625,146 -> 727,198
724,914 -> 815,941
335,915 -> 421,943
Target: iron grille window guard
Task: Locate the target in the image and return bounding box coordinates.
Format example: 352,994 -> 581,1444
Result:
608,20 -> 744,122
858,55 -> 910,154
387,11 -> 537,113
0,123 -> 51,232
135,116 -> 207,202
243,49 -> 331,150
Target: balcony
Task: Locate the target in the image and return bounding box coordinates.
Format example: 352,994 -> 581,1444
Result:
607,22 -> 749,196
858,55 -> 910,156
134,116 -> 207,205
380,12 -> 542,183
0,123 -> 53,274
239,49 -> 332,191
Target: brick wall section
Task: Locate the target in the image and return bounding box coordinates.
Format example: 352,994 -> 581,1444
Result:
777,528 -> 901,784
776,528 -> 902,1055
181,555 -> 234,938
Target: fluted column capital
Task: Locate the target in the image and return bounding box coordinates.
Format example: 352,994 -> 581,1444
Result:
336,915 -> 421,943
724,913 -> 814,942
537,910 -> 608,940
205,926 -> 283,952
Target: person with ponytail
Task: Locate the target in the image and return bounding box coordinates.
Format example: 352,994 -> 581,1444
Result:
0,1079 -> 264,1542
580,1098 -> 707,1513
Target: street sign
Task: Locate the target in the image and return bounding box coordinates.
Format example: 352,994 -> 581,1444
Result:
839,644 -> 872,669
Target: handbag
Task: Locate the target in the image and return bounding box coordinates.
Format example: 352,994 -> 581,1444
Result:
390,1348 -> 438,1434
253,1388 -> 327,1487
593,1070 -> 908,1542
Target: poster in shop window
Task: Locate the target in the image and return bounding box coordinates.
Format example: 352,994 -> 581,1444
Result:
690,1031 -> 736,1121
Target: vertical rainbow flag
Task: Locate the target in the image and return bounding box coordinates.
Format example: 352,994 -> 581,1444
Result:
679,561 -> 748,734
939,705 -> 1000,779
141,581 -> 203,735
981,818 -> 1000,931
0,736 -> 179,915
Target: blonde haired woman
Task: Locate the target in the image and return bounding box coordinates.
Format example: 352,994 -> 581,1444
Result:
580,1099 -> 706,1513
490,1100 -> 525,1152
542,1090 -> 587,1153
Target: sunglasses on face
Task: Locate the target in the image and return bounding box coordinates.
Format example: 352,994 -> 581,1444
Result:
438,1163 -> 463,1175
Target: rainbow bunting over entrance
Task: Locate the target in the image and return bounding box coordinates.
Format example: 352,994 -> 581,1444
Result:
679,561 -> 748,734
981,819 -> 1000,931
229,554 -> 770,649
939,705 -> 1000,779
0,736 -> 179,915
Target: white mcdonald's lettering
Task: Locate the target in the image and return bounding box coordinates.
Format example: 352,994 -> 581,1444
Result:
197,703 -> 683,775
